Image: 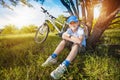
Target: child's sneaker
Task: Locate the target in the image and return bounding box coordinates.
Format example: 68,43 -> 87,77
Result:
41,56 -> 57,67
50,64 -> 67,79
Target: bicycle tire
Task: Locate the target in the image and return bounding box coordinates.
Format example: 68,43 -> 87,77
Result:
34,23 -> 49,44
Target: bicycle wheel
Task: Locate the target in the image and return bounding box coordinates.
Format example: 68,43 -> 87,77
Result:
35,23 -> 49,44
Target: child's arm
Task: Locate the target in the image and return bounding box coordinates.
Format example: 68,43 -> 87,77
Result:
62,32 -> 83,44
72,35 -> 83,44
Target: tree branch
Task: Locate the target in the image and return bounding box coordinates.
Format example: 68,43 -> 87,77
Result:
112,16 -> 120,20
102,7 -> 120,29
106,7 -> 120,27
109,20 -> 120,26
69,0 -> 78,17
80,0 -> 87,23
60,0 -> 74,15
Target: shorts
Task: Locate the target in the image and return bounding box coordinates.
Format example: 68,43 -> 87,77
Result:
63,39 -> 86,53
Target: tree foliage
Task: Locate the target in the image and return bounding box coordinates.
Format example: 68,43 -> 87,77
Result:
1,24 -> 18,34
20,25 -> 37,33
1,24 -> 37,34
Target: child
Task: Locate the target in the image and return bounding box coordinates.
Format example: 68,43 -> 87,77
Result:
41,16 -> 86,79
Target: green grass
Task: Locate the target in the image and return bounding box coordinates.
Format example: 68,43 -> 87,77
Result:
103,29 -> 120,45
0,30 -> 120,80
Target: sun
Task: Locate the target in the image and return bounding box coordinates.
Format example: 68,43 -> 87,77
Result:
94,4 -> 102,19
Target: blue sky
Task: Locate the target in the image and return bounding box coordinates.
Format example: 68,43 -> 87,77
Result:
0,0 -> 100,29
0,0 -> 68,29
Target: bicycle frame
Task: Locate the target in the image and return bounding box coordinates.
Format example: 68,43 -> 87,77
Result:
41,7 -> 67,33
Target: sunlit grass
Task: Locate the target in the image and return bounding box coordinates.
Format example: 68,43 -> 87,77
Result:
0,30 -> 120,80
0,33 -> 35,39
102,29 -> 120,45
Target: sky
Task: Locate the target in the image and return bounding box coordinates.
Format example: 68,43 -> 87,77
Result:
0,0 -> 68,29
0,0 -> 101,29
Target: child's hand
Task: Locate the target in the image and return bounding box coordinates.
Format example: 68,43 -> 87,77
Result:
70,36 -> 81,44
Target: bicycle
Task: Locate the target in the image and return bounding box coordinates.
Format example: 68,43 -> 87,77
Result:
34,7 -> 88,44
34,7 -> 68,43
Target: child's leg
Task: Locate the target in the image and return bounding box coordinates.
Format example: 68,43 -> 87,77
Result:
66,44 -> 79,62
62,44 -> 79,67
41,40 -> 67,67
50,44 -> 79,79
51,39 -> 67,59
53,39 -> 67,55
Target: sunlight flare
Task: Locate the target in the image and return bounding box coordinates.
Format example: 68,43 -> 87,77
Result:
94,4 -> 102,19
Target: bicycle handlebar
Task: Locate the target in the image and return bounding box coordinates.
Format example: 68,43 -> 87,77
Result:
40,7 -> 56,19
41,7 -> 46,11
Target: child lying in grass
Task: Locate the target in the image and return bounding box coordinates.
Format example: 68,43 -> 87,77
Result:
41,16 -> 86,79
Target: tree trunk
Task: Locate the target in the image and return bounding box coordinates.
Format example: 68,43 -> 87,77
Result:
88,0 -> 120,47
80,0 -> 86,23
85,0 -> 94,36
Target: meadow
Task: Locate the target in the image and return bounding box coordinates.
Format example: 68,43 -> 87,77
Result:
0,29 -> 120,80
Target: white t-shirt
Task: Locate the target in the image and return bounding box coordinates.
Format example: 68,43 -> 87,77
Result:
66,27 -> 86,47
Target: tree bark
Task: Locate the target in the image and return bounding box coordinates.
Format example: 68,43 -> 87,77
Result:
85,0 -> 94,36
88,0 -> 120,47
80,0 -> 86,23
